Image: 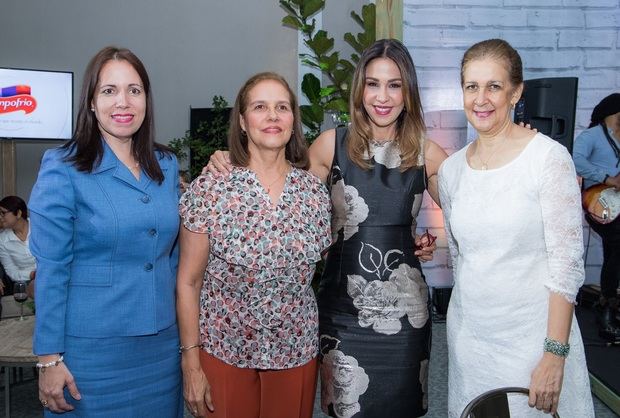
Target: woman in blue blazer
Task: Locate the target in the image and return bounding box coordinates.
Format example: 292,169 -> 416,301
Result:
29,46 -> 183,417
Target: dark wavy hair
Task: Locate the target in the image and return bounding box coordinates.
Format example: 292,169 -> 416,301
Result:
62,46 -> 171,184
0,196 -> 28,220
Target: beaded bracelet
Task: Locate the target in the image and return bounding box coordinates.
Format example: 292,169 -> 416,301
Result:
544,337 -> 570,358
36,355 -> 64,373
179,344 -> 201,354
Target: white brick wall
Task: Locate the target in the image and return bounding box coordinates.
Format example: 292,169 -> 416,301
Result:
403,0 -> 620,288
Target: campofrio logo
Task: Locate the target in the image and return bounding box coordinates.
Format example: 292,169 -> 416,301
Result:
0,85 -> 37,114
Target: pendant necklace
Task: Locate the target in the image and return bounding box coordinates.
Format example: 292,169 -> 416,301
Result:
262,165 -> 289,194
475,138 -> 507,170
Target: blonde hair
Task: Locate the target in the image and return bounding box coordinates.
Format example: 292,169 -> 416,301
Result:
348,39 -> 426,171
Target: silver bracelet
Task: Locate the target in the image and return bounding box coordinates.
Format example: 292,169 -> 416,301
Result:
544,337 -> 570,358
179,344 -> 201,353
36,355 -> 64,373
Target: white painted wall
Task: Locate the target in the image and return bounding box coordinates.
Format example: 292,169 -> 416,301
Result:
0,0 -> 299,199
0,0 -> 370,200
404,0 -> 620,287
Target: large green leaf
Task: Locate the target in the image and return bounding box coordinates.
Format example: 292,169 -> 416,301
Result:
279,1 -> 298,17
317,51 -> 339,73
361,4 -> 376,33
324,98 -> 349,114
282,15 -> 301,29
300,0 -> 324,19
300,103 -> 324,127
306,30 -> 333,56
301,73 -> 322,104
319,86 -> 337,98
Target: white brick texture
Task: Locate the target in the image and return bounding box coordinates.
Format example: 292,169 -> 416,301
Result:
404,0 -> 619,287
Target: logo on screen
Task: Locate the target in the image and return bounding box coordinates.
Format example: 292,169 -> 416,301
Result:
0,85 -> 37,114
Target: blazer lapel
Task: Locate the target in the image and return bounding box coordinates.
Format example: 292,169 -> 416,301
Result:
93,141 -> 144,192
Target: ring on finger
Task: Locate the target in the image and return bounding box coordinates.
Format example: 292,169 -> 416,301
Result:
40,399 -> 49,407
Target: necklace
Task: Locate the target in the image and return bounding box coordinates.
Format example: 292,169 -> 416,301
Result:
369,138 -> 394,147
474,138 -> 507,170
260,165 -> 290,194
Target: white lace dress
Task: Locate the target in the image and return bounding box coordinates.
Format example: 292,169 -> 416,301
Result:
438,133 -> 594,417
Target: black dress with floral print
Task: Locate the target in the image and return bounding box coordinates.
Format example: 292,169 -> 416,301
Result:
317,127 -> 431,418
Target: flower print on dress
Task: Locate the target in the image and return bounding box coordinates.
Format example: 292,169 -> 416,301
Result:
364,140 -> 401,169
330,165 -> 369,242
320,335 -> 369,418
347,242 -> 429,335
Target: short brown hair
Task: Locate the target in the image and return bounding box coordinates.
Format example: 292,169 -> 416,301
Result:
228,72 -> 309,169
348,39 -> 426,171
461,39 -> 523,88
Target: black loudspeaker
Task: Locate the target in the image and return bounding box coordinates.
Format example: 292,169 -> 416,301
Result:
514,77 -> 578,153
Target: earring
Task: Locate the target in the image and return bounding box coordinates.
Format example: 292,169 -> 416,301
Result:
241,129 -> 247,136
90,107 -> 95,112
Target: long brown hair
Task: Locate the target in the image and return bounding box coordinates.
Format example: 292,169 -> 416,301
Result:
228,72 -> 309,169
348,39 -> 426,171
62,46 -> 171,184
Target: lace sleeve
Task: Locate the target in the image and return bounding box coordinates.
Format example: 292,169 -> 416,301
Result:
438,163 -> 458,282
539,144 -> 585,303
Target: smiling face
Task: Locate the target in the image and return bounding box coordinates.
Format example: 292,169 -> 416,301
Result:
362,57 -> 405,137
92,59 -> 146,144
240,79 -> 294,155
462,57 -> 523,137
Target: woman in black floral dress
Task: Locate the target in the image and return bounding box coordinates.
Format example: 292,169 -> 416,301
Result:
309,39 -> 447,417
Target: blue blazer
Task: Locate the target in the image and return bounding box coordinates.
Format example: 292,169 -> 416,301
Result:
29,142 -> 180,355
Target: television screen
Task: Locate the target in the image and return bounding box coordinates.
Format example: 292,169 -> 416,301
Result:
0,67 -> 73,140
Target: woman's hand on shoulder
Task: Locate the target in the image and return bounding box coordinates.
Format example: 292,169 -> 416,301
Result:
202,150 -> 232,176
518,121 -> 538,133
424,139 -> 448,207
528,352 -> 565,415
182,364 -> 214,416
38,357 -> 81,413
308,129 -> 336,183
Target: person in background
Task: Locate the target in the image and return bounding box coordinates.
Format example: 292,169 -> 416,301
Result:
572,93 -> 620,341
0,196 -> 36,285
177,72 -> 331,418
207,39 -> 445,417
29,46 -> 183,417
439,38 -> 594,417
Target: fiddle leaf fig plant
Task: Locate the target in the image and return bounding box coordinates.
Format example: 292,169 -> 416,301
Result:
169,95 -> 230,179
280,0 -> 376,141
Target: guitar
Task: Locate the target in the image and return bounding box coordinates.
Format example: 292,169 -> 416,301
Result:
582,183 -> 620,224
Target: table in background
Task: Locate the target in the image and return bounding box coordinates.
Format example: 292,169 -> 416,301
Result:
0,316 -> 36,418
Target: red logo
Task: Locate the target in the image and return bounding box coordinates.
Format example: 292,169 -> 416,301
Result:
0,95 -> 37,114
0,85 -> 37,114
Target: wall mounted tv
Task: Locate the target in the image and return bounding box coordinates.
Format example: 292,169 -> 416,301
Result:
0,67 -> 73,141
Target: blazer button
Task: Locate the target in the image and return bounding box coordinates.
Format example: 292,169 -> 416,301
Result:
148,229 -> 157,237
144,263 -> 153,271
141,195 -> 151,203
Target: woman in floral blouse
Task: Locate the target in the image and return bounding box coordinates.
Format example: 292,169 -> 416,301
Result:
176,72 -> 331,418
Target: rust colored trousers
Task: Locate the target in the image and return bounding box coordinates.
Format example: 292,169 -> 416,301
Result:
200,351 -> 318,418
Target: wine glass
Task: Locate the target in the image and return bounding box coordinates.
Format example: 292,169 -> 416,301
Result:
13,281 -> 28,321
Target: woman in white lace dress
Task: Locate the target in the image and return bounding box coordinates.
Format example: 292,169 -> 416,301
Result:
438,39 -> 594,417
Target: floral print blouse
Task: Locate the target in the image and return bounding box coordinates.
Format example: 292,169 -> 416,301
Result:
180,167 -> 331,369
